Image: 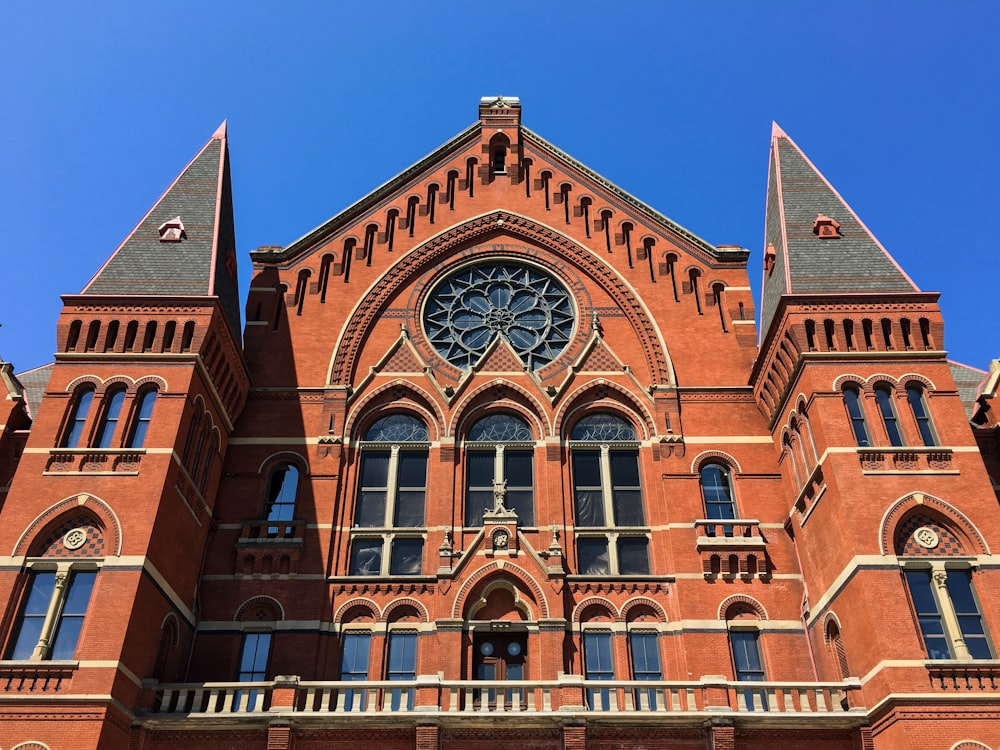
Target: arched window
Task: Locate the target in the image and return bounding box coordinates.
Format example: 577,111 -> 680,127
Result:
125,390 -> 157,449
907,385 -> 937,446
843,387 -> 870,447
94,387 -> 126,448
701,463 -> 737,535
465,413 -> 534,527
349,414 -> 429,577
61,387 -> 95,448
264,463 -> 300,533
8,569 -> 96,660
729,628 -> 767,710
571,413 -> 647,576
904,567 -> 992,660
875,386 -> 904,446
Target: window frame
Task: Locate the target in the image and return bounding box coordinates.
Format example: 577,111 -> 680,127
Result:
94,387 -> 127,449
628,628 -> 663,709
728,626 -> 767,711
61,387 -> 96,448
842,386 -> 871,447
349,415 -> 429,577
570,414 -> 648,576
385,629 -> 418,711
903,562 -> 994,660
463,413 -> 536,528
582,629 -> 615,710
263,462 -> 301,536
874,385 -> 904,446
906,384 -> 938,447
7,562 -> 98,661
125,389 -> 157,448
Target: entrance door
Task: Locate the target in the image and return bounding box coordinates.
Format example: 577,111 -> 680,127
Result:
473,632 -> 527,708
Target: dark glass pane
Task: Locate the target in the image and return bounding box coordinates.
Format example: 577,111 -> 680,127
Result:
62,572 -> 95,614
465,490 -> 493,527
468,414 -> 532,442
610,451 -> 640,487
843,389 -> 869,446
355,491 -> 387,527
907,387 -> 936,446
506,490 -> 535,526
612,489 -> 645,526
23,572 -> 56,614
128,391 -> 156,448
574,490 -> 605,527
945,570 -> 978,613
50,572 -> 96,660
341,632 -> 371,679
265,464 -> 299,521
387,633 -> 417,677
65,390 -> 94,447
360,452 -> 390,487
95,390 -> 126,448
238,633 -> 271,679
9,573 -> 55,659
578,538 -> 610,575
875,388 -> 904,446
905,570 -> 951,658
467,452 -> 495,485
572,451 -> 601,488
389,539 -> 423,575
397,452 -> 427,488
630,632 -> 662,679
731,631 -> 764,677
51,618 -> 85,660
583,632 -> 614,677
504,451 -> 533,486
393,491 -> 425,527
617,538 -> 650,574
349,540 -> 383,575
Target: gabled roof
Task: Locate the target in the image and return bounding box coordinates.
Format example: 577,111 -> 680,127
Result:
949,360 -> 988,419
82,123 -> 242,340
10,362 -> 52,420
761,124 -> 918,333
260,101 -> 739,265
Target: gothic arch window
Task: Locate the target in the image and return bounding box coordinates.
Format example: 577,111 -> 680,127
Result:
903,566 -> 993,660
465,413 -> 534,527
422,262 -> 575,372
570,413 -> 648,576
349,414 -> 429,577
842,386 -> 870,447
60,386 -> 95,448
906,384 -> 938,446
874,385 -> 904,446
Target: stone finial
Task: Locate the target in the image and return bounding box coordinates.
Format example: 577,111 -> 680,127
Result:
158,216 -> 186,242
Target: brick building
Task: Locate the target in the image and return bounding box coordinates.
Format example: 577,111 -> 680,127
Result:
1,97 -> 998,750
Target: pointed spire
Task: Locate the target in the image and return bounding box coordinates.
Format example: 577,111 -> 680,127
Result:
760,125 -> 918,334
82,123 -> 241,340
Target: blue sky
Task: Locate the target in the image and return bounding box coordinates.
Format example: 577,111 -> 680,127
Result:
1,3 -> 997,376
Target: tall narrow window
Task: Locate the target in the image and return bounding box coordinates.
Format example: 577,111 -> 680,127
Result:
465,414 -> 534,526
94,388 -> 126,448
264,464 -> 300,534
385,209 -> 398,252
406,197 -> 419,238
425,186 -> 437,225
946,569 -> 992,659
541,172 -> 551,210
340,631 -> 371,709
622,223 -> 634,268
862,319 -> 874,350
492,144 -> 507,174
904,570 -> 950,659
583,631 -> 614,710
571,414 -> 648,575
386,631 -> 417,710
580,197 -> 591,238
364,224 -> 377,267
665,255 -> 679,301
629,630 -> 662,708
466,158 -> 476,198
875,386 -> 904,446
713,284 -> 728,332
843,319 -> 856,350
843,387 -> 870,447
701,463 -> 737,534
9,569 -> 96,660
907,385 -> 937,446
689,270 -> 702,314
61,388 -> 95,448
804,319 -> 817,350
881,318 -> 894,349
919,318 -> 932,349
730,630 -> 767,711
236,632 -> 271,710
601,210 -> 613,254
350,414 -> 428,576
446,171 -> 458,210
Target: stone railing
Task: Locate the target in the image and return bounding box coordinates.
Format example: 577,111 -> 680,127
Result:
694,520 -> 769,580
44,448 -> 144,475
143,675 -> 863,720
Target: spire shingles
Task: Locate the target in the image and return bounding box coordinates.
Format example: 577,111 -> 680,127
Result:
760,124 -> 918,333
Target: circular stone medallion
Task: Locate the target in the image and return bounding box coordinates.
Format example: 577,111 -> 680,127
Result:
913,526 -> 940,550
63,527 -> 88,550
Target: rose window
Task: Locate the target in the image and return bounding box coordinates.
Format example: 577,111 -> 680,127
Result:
423,262 -> 574,370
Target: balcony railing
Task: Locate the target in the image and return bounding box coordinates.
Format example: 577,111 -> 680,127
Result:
144,676 -> 863,719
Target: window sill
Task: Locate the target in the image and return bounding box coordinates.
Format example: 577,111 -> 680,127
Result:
44,448 -> 145,475
0,660 -> 78,692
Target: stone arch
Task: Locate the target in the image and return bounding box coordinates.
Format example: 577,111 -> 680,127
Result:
257,451 -> 310,476
879,493 -> 989,556
327,211 -> 673,387
574,598 -> 617,624
381,598 -> 430,623
65,374 -> 104,393
950,743 -> 991,750
691,450 -> 743,475
832,374 -> 868,392
555,380 -> 654,440
13,494 -> 122,558
821,612 -> 843,643
235,595 -> 285,622
899,373 -> 937,391
344,381 -> 443,442
335,598 -> 381,624
450,379 -> 550,439
12,742 -> 51,750
619,597 -> 667,623
100,375 -> 137,395
718,595 -> 768,621
134,375 -> 168,393
451,563 -> 549,620
466,579 -> 535,621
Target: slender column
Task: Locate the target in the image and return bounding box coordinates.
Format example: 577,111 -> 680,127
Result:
32,566 -> 70,660
932,568 -> 971,660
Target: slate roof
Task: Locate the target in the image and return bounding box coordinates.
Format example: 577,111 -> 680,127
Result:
13,362 -> 53,420
82,123 -> 242,340
948,360 -> 987,419
761,124 -> 918,333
